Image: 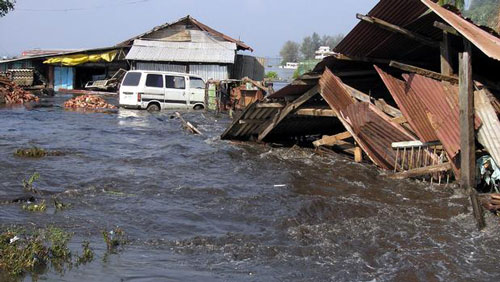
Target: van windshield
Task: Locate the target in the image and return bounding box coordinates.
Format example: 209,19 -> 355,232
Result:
122,72 -> 142,86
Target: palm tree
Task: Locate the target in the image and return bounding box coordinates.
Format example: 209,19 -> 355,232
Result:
438,0 -> 465,10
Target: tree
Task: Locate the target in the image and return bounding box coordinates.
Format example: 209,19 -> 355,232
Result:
0,0 -> 15,17
438,0 -> 465,10
464,0 -> 500,31
320,34 -> 345,50
265,71 -> 278,80
279,41 -> 300,64
300,36 -> 316,60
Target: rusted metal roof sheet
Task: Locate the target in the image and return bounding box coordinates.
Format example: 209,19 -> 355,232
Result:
403,74 -> 481,159
319,68 -> 415,170
267,84 -> 315,99
375,66 -> 438,142
421,0 -> 500,61
334,0 -> 432,60
345,102 -> 417,170
318,68 -> 356,112
475,89 -> 500,166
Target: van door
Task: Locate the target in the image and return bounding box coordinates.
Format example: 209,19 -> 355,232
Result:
188,76 -> 206,108
165,75 -> 188,109
142,73 -> 165,109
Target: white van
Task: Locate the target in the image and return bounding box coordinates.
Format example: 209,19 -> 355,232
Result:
119,70 -> 206,111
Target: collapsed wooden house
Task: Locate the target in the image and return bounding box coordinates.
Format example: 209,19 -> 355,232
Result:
221,0 -> 500,221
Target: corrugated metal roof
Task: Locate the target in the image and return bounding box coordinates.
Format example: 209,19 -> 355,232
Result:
318,68 -> 356,112
125,39 -> 236,64
375,66 -> 438,142
475,89 -> 500,166
118,15 -> 253,51
402,73 -> 481,159
319,68 -> 415,170
334,0 -> 432,60
421,0 -> 500,61
345,102 -> 416,170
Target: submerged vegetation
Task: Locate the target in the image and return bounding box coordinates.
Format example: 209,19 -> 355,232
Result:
22,200 -> 46,212
14,147 -> 65,158
0,227 -> 73,277
22,172 -> 40,193
102,227 -> 127,252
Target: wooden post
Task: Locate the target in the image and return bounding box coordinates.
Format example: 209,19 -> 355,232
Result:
459,40 -> 485,230
354,147 -> 363,163
440,32 -> 453,76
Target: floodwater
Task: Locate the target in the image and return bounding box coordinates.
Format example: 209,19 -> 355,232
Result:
1,94 -> 500,281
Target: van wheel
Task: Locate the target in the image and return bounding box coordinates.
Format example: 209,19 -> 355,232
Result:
147,103 -> 160,112
193,105 -> 204,110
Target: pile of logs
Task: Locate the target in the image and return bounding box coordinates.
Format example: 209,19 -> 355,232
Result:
0,76 -> 40,104
64,94 -> 117,110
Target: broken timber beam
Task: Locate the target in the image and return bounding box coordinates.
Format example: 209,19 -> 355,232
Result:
344,84 -> 402,117
295,108 -> 336,117
389,61 -> 459,84
356,13 -> 439,48
313,131 -> 352,147
389,163 -> 451,179
258,85 -> 319,141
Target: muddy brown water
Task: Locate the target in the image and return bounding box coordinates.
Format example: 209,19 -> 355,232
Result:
1,94 -> 500,281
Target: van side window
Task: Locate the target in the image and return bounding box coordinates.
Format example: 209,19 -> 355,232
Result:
165,76 -> 185,89
189,77 -> 205,89
122,72 -> 142,86
145,74 -> 164,88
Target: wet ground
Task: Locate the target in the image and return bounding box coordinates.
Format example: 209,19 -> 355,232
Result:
1,94 -> 500,281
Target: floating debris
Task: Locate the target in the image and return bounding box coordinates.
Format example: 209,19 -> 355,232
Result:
64,94 -> 116,110
102,227 -> 127,252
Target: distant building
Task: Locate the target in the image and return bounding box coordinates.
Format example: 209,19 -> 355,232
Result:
0,15 -> 263,91
279,62 -> 299,70
315,46 -> 336,60
119,15 -> 263,81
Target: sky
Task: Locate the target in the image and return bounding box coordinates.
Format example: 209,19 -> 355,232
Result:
0,0 -> 378,58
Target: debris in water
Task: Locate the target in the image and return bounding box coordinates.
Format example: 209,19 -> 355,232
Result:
102,227 -> 127,252
22,200 -> 46,212
64,94 -> 116,110
76,241 -> 94,266
0,76 -> 40,104
175,112 -> 203,135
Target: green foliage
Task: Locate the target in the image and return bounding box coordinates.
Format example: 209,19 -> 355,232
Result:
265,71 -> 279,80
464,0 -> 500,31
22,200 -> 46,212
76,241 -> 94,266
102,227 -> 127,252
22,172 -> 40,193
438,0 -> 465,10
279,40 -> 300,64
0,0 -> 15,17
0,227 -> 74,277
14,147 -> 65,158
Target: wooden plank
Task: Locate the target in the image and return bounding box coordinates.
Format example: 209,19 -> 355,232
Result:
344,84 -> 402,117
239,119 -> 266,125
313,131 -> 352,147
357,14 -> 439,48
294,108 -> 336,117
256,103 -> 284,108
433,21 -> 459,36
257,85 -> 319,141
388,163 -> 451,179
392,141 -> 440,149
390,61 -> 458,83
